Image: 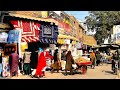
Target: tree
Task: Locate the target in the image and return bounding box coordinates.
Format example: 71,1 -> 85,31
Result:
85,11 -> 120,44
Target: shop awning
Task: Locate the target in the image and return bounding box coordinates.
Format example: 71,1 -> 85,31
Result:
9,13 -> 58,25
82,34 -> 97,46
58,34 -> 79,41
0,23 -> 10,29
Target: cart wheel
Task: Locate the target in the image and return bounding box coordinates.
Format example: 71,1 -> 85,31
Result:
81,65 -> 87,74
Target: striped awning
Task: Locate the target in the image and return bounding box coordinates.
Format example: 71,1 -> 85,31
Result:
10,20 -> 40,43
9,13 -> 58,25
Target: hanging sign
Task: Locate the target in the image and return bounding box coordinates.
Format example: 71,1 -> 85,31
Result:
41,11 -> 48,18
7,29 -> 20,44
4,44 -> 18,55
0,32 -> 8,43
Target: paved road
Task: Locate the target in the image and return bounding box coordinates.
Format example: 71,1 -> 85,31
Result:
1,64 -> 120,79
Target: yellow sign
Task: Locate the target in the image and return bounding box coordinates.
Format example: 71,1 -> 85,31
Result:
41,11 -> 48,18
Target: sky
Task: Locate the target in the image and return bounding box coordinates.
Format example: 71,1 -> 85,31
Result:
65,11 -> 89,22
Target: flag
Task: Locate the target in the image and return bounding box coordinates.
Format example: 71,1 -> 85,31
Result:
10,20 -> 40,42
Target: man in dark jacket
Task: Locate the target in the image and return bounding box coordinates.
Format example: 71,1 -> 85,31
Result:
30,50 -> 38,69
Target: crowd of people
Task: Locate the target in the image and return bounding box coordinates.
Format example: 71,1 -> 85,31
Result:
90,48 -> 120,72
0,46 -> 120,78
0,46 -> 76,78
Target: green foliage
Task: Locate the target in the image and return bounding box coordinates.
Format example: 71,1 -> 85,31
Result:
85,11 -> 120,44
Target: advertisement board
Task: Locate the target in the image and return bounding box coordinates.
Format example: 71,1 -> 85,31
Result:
7,29 -> 20,44
0,32 -> 8,43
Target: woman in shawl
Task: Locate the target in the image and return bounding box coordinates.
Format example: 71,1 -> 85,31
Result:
65,51 -> 74,75
90,50 -> 96,69
51,49 -> 60,73
96,51 -> 102,66
35,51 -> 46,78
9,50 -> 19,77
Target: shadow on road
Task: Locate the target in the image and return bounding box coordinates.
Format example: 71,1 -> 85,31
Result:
61,71 -> 81,76
104,70 -> 113,75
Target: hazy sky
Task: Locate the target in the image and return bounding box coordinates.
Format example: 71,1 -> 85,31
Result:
65,11 -> 89,22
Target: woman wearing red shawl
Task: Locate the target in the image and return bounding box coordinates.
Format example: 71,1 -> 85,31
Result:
35,51 -> 46,78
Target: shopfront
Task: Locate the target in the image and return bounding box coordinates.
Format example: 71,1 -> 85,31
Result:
6,17 -> 58,57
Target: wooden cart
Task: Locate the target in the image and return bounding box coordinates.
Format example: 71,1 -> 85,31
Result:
74,61 -> 92,74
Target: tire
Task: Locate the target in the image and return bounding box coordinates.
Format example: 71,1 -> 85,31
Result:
81,65 -> 87,74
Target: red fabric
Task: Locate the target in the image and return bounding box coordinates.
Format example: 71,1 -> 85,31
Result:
10,20 -> 40,42
77,61 -> 92,66
35,52 -> 46,77
44,51 -> 53,60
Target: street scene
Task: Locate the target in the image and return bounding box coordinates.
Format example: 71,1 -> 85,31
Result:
0,11 -> 120,79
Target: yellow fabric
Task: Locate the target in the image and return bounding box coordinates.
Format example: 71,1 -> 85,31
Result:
21,42 -> 28,52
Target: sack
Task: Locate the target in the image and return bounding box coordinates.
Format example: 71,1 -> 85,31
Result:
72,64 -> 77,69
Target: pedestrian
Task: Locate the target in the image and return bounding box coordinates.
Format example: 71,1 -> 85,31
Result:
65,51 -> 74,75
9,50 -> 19,77
61,50 -> 67,70
23,49 -> 31,75
102,51 -> 107,63
18,58 -> 23,74
30,50 -> 38,77
30,50 -> 38,69
0,48 -> 3,77
96,51 -> 102,66
90,50 -> 96,69
35,47 -> 46,78
51,49 -> 60,73
112,51 -> 119,71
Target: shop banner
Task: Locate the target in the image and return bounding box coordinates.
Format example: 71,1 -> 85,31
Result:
41,25 -> 54,38
7,30 -> 20,44
40,24 -> 58,44
64,39 -> 70,44
0,32 -> 8,43
64,23 -> 71,31
10,20 -> 40,43
41,11 -> 48,18
4,44 -> 18,55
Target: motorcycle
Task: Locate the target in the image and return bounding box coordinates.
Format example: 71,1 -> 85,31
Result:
112,60 -> 119,75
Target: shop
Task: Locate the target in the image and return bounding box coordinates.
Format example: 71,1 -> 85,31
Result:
57,34 -> 79,60
0,23 -> 11,77
2,14 -> 59,58
82,34 -> 97,54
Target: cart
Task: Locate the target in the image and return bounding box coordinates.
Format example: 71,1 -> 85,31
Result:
74,61 -> 92,74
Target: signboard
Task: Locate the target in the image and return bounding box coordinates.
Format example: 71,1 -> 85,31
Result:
7,30 -> 20,44
4,44 -> 18,55
41,25 -> 54,38
0,32 -> 8,43
41,11 -> 48,18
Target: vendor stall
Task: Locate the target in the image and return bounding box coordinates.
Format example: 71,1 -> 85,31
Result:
74,57 -> 92,74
